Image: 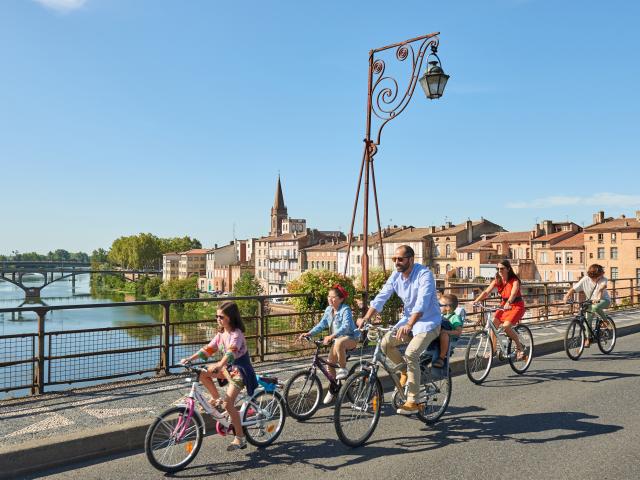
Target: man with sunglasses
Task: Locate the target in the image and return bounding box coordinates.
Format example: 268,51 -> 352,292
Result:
357,245 -> 441,415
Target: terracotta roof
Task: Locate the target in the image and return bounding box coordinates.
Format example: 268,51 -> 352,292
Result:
490,231 -> 531,242
302,242 -> 349,252
350,227 -> 408,246
181,249 -> 210,255
457,239 -> 496,252
429,220 -> 486,237
258,232 -> 310,242
533,230 -> 573,243
552,234 -> 584,249
584,217 -> 640,231
384,227 -> 436,241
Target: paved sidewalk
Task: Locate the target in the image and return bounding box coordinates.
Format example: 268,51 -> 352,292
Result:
1,308 -> 640,479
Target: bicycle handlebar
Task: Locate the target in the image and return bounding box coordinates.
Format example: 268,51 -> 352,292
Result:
472,303 -> 506,312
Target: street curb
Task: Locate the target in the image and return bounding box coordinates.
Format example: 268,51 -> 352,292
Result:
2,319 -> 640,479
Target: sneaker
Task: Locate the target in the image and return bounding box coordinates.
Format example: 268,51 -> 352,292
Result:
226,436 -> 247,452
399,370 -> 408,388
335,368 -> 349,380
397,401 -> 420,415
323,391 -> 334,405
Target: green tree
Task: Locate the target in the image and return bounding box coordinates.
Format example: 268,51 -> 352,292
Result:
91,248 -> 109,264
287,270 -> 356,313
160,276 -> 199,300
365,269 -> 403,325
233,272 -> 264,318
159,236 -> 202,253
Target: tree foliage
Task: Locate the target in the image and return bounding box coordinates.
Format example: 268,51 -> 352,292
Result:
287,270 -> 356,313
107,234 -> 202,270
0,250 -> 89,262
232,272 -> 264,319
160,276 -> 199,300
363,269 -> 403,325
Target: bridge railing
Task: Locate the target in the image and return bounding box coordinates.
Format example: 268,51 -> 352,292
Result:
1,278 -> 639,396
0,294 -> 321,396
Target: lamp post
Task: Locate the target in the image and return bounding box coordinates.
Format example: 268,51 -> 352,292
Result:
343,32 -> 449,313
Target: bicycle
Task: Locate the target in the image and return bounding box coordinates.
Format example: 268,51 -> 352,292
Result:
283,336 -> 362,421
144,363 -> 287,473
564,299 -> 617,360
464,304 -> 534,385
333,324 -> 453,448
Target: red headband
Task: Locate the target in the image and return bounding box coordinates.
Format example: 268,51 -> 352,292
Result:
332,284 -> 349,299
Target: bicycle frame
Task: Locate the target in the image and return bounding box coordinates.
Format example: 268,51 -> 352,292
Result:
478,307 -> 518,360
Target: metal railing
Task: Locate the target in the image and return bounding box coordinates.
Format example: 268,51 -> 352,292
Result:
1,278 -> 639,396
0,294 -> 321,395
445,277 -> 640,327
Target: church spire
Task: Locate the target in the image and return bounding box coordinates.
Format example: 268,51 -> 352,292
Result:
270,175 -> 288,236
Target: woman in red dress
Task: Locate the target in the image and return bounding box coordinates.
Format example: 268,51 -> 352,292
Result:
474,260 -> 526,360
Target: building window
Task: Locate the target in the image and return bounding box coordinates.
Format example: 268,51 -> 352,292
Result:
611,267 -> 619,279
566,252 -> 573,264
568,271 -> 573,281
555,252 -> 562,264
457,267 -> 464,278
637,268 -> 640,281
580,252 -> 584,264
637,247 -> 640,259
611,232 -> 617,243
598,233 -> 604,244
467,253 -> 473,260
467,267 -> 473,279
445,244 -> 451,257
540,252 -> 547,263
597,247 -> 605,259
610,247 -> 618,260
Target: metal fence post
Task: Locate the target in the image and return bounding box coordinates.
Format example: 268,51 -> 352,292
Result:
543,283 -> 550,322
160,302 -> 171,375
631,278 -> 636,305
34,309 -> 46,395
611,278 -> 617,305
257,298 -> 266,362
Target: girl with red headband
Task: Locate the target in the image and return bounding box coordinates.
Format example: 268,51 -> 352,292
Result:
299,284 -> 360,404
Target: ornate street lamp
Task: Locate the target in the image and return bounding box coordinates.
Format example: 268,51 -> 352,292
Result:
343,33 -> 449,313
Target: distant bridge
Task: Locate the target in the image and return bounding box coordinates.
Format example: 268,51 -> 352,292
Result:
0,267 -> 161,298
0,260 -> 92,269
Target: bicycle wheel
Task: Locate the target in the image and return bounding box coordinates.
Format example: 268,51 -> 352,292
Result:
596,316 -> 617,354
334,371 -> 383,448
145,406 -> 203,473
243,390 -> 286,447
508,325 -> 534,374
283,370 -> 322,421
417,362 -> 451,424
564,318 -> 585,361
465,331 -> 493,385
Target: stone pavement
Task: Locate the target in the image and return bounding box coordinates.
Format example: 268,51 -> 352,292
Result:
1,308 -> 640,479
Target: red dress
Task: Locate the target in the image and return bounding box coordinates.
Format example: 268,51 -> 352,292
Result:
494,278 -> 525,325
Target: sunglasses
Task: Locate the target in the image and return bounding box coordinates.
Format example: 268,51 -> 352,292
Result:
216,314 -> 226,320
439,303 -> 454,307
392,256 -> 411,262
497,267 -> 506,271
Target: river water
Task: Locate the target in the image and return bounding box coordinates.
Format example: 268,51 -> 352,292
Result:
0,274 -> 161,336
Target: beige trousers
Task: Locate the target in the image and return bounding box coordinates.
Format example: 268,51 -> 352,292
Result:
381,328 -> 440,402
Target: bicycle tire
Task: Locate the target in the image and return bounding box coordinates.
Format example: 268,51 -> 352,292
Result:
243,390 -> 286,448
145,406 -> 203,473
465,330 -> 493,385
283,370 -> 322,421
596,316 -> 617,354
417,362 -> 452,424
334,371 -> 383,448
564,318 -> 585,361
508,324 -> 534,374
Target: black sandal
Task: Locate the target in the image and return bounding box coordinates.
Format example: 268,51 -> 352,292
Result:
432,357 -> 445,368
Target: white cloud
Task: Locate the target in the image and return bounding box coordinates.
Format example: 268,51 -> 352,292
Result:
34,0 -> 87,12
507,193 -> 640,209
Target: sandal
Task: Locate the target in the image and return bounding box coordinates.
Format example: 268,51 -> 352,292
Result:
209,397 -> 224,411
515,348 -> 527,361
226,436 -> 247,451
432,357 -> 445,368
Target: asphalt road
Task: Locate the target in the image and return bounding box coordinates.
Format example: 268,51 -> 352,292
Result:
29,332 -> 640,480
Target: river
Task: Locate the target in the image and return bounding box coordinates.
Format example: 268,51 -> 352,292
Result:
0,274 -> 161,336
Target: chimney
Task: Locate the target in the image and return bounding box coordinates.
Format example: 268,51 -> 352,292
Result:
429,226 -> 436,233
593,211 -> 605,224
543,220 -> 553,235
466,219 -> 473,244
446,221 -> 453,228
636,210 -> 640,221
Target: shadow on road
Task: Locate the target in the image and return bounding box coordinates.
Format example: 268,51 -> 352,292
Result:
476,367 -> 639,388
168,405 -> 621,478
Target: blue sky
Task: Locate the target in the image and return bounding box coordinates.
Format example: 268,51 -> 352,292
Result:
1,0 -> 639,254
